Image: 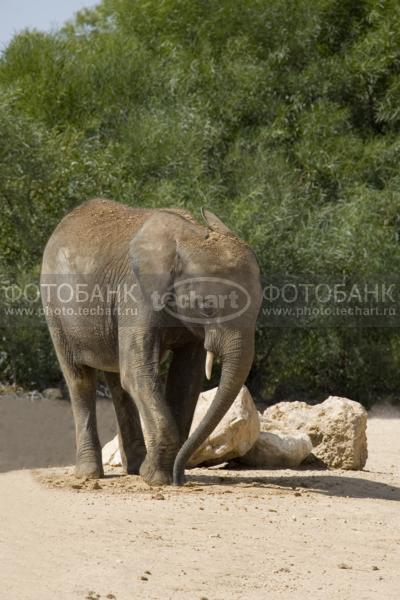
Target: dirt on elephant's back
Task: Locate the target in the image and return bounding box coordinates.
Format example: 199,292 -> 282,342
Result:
59,199 -> 206,240
57,198 -> 153,241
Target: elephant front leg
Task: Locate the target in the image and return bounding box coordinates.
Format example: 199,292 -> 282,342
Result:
120,351 -> 180,486
166,343 -> 206,445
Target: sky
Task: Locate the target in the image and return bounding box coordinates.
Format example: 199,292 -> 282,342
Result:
0,0 -> 98,49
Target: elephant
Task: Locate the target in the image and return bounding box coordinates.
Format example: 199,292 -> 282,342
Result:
40,198 -> 262,485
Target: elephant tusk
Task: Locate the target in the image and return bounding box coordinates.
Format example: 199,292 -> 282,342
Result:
205,351 -> 214,380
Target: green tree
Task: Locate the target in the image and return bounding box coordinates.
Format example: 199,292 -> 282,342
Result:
1,0 -> 400,404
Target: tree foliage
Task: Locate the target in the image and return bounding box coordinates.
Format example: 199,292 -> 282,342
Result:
1,0 -> 400,403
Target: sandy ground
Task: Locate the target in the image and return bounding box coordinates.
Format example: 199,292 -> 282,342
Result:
0,395 -> 399,600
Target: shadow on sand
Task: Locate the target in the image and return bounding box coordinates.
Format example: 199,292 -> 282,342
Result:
185,467 -> 400,502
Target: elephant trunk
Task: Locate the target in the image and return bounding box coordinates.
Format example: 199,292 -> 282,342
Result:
173,328 -> 254,485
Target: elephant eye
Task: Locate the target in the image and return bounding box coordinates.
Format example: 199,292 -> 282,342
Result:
199,302 -> 217,318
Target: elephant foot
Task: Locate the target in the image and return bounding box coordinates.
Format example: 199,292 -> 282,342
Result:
75,460 -> 104,480
139,456 -> 172,486
123,455 -> 146,476
122,445 -> 147,476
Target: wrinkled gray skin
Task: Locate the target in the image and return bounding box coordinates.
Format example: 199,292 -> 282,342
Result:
41,199 -> 262,485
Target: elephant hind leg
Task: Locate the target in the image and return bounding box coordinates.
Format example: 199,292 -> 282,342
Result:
46,322 -> 103,478
104,372 -> 146,475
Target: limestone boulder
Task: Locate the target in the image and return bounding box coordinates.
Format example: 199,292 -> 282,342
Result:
260,396 -> 368,470
102,385 -> 260,469
187,386 -> 260,467
238,430 -> 312,468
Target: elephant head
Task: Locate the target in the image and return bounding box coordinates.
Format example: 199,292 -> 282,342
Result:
130,208 -> 262,485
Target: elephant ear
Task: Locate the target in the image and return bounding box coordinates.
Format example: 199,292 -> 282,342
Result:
129,212 -> 185,306
201,208 -> 236,236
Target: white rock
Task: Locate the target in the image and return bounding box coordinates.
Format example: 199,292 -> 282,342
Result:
187,386 -> 260,467
42,387 -> 64,401
261,396 -> 368,470
102,435 -> 122,467
238,430 -> 312,468
102,385 -> 260,469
